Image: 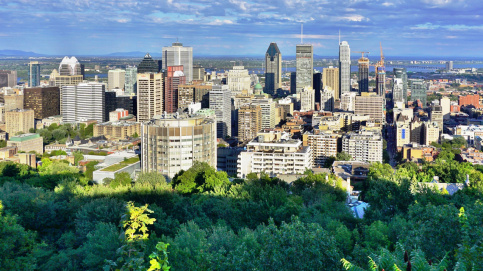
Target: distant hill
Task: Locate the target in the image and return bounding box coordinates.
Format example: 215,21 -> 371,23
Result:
0,50 -> 45,56
105,51 -> 163,57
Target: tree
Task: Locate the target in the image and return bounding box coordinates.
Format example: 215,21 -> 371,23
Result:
136,171 -> 169,189
110,172 -> 132,188
0,140 -> 6,148
73,151 -> 84,166
336,151 -> 352,161
172,162 -> 229,194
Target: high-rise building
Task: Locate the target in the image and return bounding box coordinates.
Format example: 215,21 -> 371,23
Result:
358,56 -> 369,93
394,68 -> 408,102
339,41 -> 351,95
137,53 -> 159,73
290,72 -> 297,95
303,131 -> 340,167
108,69 -> 126,90
5,109 -> 34,135
313,73 -> 322,105
23,87 -> 60,119
446,61 -> 454,71
28,61 -> 41,87
162,42 -> 193,82
238,104 -> 262,143
410,79 -> 427,107
376,70 -> 386,97
104,91 -> 137,122
228,66 -> 251,97
393,78 -> 405,105
0,70 -> 17,88
124,66 -> 137,95
341,92 -> 357,111
209,85 -> 231,138
296,44 -> 313,95
58,56 -> 82,76
440,97 -> 451,120
62,83 -> 105,123
320,87 -> 334,112
355,93 -> 385,123
299,86 -> 315,112
49,69 -> 83,87
192,66 -> 205,82
264,42 -> 282,95
322,67 -> 340,100
141,113 -> 217,180
251,96 -> 276,129
178,84 -> 195,111
430,104 -> 443,132
423,122 -> 440,145
342,130 -> 383,163
3,94 -> 24,112
165,66 -> 186,113
137,73 -> 163,122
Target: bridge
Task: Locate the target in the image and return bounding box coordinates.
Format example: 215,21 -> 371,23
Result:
385,64 -> 443,70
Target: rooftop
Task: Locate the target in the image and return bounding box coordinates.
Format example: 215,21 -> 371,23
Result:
9,133 -> 40,142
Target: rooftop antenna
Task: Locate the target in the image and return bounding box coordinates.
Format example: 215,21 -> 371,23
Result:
301,23 -> 303,44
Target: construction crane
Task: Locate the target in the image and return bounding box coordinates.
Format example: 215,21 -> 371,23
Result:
374,43 -> 385,72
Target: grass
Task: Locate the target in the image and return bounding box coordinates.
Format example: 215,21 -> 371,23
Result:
101,157 -> 140,172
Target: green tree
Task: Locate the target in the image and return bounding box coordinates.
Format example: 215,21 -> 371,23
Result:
110,172 -> 132,189
172,162 -> 229,194
0,140 -> 6,148
336,151 -> 353,161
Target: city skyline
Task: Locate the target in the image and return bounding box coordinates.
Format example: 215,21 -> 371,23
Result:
0,0 -> 481,57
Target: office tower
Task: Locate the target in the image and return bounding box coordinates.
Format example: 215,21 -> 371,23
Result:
59,56 -> 82,76
0,70 -> 17,88
446,61 -> 454,71
393,68 -> 408,101
108,69 -> 126,90
162,42 -> 193,82
290,72 -> 296,94
49,69 -> 83,87
7,133 -> 43,154
251,96 -> 276,129
157,60 -> 163,72
104,91 -> 137,122
430,104 -> 443,132
341,92 -> 357,111
193,66 -> 205,81
228,66 -> 251,97
237,131 -> 312,178
423,122 -> 440,145
23,87 -> 60,119
393,78 -> 405,105
313,73 -> 322,105
178,84 -> 195,111
124,66 -> 137,95
357,55 -> 369,93
264,42 -> 282,95
320,87 -> 334,112
62,83 -> 105,123
322,67 -> 340,99
141,113 -> 217,180
410,79 -> 427,107
165,66 -> 186,113
342,130 -> 383,163
28,61 -> 41,87
339,41 -> 351,95
440,97 -> 451,120
210,85 -> 231,138
299,86 -> 315,112
376,70 -> 386,96
296,44 -> 313,95
303,132 -> 340,167
355,93 -> 385,123
5,109 -> 34,135
137,73 -> 163,122
238,104 -> 262,143
137,53 -> 159,73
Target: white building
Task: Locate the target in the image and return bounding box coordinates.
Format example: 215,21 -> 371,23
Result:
162,42 -> 193,82
303,131 -> 340,167
209,85 -> 232,138
440,97 -> 451,120
228,66 -> 251,97
320,87 -> 334,112
237,131 -> 312,178
299,86 -> 315,112
341,92 -> 357,111
108,69 -> 126,91
62,82 -> 105,123
342,130 -> 383,163
339,41 -> 351,95
58,56 -> 82,76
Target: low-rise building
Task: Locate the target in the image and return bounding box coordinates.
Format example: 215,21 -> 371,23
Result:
7,133 -> 43,154
402,143 -> 437,163
94,121 -> 141,140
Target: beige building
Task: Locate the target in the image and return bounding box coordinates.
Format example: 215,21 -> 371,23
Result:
234,91 -> 255,110
423,122 -> 440,145
430,104 -> 443,132
49,69 -> 83,87
178,84 -> 195,110
303,131 -> 340,167
108,69 -> 126,90
251,96 -> 276,129
94,121 -> 141,140
238,104 -> 262,143
5,109 -> 34,135
137,73 -> 163,122
278,98 -> 294,119
141,113 -> 217,180
3,94 -> 24,112
322,67 -> 340,99
410,118 -> 423,144
227,66 -> 251,97
355,93 -> 385,123
299,86 -> 315,112
341,92 -> 357,111
342,130 -> 383,163
7,133 -> 43,154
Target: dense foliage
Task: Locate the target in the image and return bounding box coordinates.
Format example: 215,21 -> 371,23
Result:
0,158 -> 482,270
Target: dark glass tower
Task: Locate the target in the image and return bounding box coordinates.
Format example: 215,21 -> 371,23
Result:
264,42 -> 282,95
28,61 -> 40,87
137,53 -> 159,73
358,57 -> 369,93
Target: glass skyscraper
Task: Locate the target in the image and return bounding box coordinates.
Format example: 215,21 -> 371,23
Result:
264,42 -> 282,95
295,44 -> 313,95
137,53 -> 159,73
394,68 -> 408,103
124,66 -> 137,95
339,41 -> 351,95
28,61 -> 40,87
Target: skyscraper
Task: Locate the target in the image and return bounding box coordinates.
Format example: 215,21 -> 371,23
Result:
124,66 -> 137,95
322,67 -> 340,99
296,44 -> 313,95
394,68 -> 408,102
392,78 -> 405,105
137,73 -> 163,122
320,87 -> 334,112
264,42 -> 282,95
165,66 -> 186,113
299,86 -> 315,112
339,41 -> 351,95
410,79 -> 427,107
28,61 -> 41,87
376,70 -> 386,96
23,87 -> 60,119
0,70 -> 17,88
358,55 -> 369,93
58,56 -> 82,76
238,104 -> 262,143
210,84 -> 231,138
62,82 -> 105,123
355,93 -> 385,123
137,53 -> 159,73
108,69 -> 126,90
228,66 -> 251,97
162,42 -> 193,82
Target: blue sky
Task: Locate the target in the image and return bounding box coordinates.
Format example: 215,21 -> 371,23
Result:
1,0 -> 482,57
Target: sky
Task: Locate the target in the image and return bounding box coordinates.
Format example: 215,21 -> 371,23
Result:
0,0 -> 482,57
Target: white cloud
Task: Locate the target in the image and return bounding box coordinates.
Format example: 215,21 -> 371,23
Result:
206,19 -> 235,25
